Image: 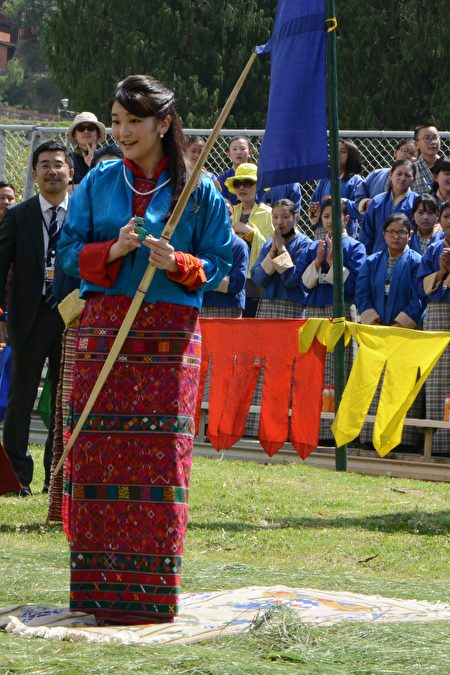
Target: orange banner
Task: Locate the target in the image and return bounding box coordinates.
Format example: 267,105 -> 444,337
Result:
197,319 -> 326,459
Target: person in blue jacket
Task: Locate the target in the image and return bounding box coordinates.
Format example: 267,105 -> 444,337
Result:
57,74 -> 232,626
308,139 -> 364,238
356,213 -> 425,449
416,200 -> 450,455
409,195 -> 443,255
201,201 -> 249,317
356,213 -> 423,328
354,138 -> 417,214
296,197 -> 366,442
251,199 -> 311,317
359,159 -> 418,255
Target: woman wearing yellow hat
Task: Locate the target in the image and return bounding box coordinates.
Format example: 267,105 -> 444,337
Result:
225,163 -> 273,316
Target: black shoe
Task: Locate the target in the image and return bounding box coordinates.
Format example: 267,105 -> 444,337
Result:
42,483 -> 49,494
18,485 -> 32,497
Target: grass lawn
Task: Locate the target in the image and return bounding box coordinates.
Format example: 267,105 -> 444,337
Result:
0,446 -> 449,674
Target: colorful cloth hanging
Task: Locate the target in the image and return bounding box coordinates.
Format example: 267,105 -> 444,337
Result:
298,319 -> 450,456
197,319 -> 326,459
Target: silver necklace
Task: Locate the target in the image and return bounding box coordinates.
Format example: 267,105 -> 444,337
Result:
122,164 -> 171,196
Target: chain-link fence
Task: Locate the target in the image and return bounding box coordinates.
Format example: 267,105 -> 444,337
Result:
1,125 -> 449,236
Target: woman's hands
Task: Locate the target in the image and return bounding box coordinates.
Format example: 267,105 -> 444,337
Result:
107,219 -> 141,262
314,235 -> 332,270
107,218 -> 177,272
142,235 -> 178,272
83,140 -> 97,167
269,228 -> 287,258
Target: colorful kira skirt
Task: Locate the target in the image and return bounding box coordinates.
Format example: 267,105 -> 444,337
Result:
63,295 -> 201,625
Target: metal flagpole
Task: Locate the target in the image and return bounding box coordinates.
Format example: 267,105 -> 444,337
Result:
326,1 -> 347,471
54,51 -> 258,476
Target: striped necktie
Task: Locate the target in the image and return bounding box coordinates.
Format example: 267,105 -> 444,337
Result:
44,206 -> 59,309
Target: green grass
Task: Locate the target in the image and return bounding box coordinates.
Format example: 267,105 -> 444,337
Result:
0,446 -> 449,674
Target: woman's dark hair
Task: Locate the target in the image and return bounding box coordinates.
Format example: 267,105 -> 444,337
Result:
395,138 -> 413,151
110,75 -> 187,201
412,194 -> 438,216
91,144 -> 123,168
389,158 -> 416,178
339,139 -> 362,179
320,196 -> 349,217
439,200 -> 450,218
383,212 -> 411,232
431,157 -> 450,194
272,198 -> 298,216
0,180 -> 15,193
226,135 -> 254,160
186,135 -> 204,147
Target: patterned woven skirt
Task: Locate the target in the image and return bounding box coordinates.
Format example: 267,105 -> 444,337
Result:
64,295 -> 201,625
423,302 -> 450,455
47,326 -> 77,523
199,306 -> 242,318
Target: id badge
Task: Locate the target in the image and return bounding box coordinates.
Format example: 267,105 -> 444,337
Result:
45,266 -> 55,282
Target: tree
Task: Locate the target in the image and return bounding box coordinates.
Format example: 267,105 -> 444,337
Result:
44,0 -> 274,127
1,0 -> 62,112
336,0 -> 450,129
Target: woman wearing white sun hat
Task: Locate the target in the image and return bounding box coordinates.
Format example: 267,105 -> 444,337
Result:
67,112 -> 106,186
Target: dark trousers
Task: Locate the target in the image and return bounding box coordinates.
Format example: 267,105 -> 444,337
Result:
3,300 -> 64,486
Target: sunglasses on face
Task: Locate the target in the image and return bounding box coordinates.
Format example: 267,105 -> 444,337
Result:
233,179 -> 255,189
77,124 -> 97,133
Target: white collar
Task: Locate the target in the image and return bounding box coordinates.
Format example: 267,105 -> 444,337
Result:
39,192 -> 69,214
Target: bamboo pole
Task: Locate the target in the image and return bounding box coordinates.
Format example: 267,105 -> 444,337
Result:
55,51 -> 257,476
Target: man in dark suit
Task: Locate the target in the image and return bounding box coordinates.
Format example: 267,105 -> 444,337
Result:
0,140 -> 74,496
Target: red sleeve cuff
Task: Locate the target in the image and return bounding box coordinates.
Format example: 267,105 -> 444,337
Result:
79,240 -> 123,288
166,251 -> 207,291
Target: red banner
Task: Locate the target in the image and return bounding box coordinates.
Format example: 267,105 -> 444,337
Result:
197,319 -> 326,459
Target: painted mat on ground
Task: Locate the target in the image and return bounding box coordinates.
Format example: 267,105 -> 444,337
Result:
1,586 -> 449,645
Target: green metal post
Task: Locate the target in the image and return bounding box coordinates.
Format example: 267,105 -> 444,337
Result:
326,0 -> 347,471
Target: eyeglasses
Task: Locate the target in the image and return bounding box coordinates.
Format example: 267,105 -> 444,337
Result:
418,134 -> 440,143
233,179 -> 255,189
77,124 -> 97,133
385,229 -> 409,238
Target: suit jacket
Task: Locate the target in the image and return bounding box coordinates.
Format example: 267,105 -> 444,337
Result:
0,195 -> 51,348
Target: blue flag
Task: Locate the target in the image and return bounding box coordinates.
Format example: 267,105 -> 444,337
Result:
256,0 -> 329,188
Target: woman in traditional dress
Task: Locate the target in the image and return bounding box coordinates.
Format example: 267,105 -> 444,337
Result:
356,213 -> 424,449
58,74 -> 231,625
251,199 -> 311,319
359,159 -> 418,255
430,157 -> 450,209
417,200 -> 450,455
409,194 -> 443,255
308,139 -> 363,238
244,199 -> 311,437
200,201 -> 249,318
296,197 -> 366,441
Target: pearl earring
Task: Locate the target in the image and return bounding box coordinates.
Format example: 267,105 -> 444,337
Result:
160,133 -> 164,139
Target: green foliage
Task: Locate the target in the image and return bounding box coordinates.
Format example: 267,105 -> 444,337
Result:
1,0 -> 62,113
0,58 -> 24,101
44,0 -> 274,126
336,0 -> 450,129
